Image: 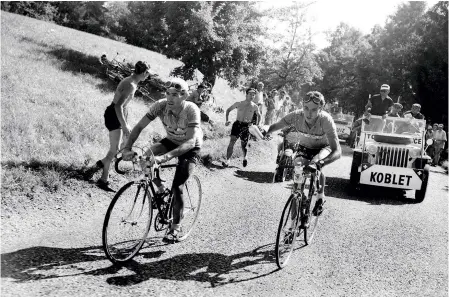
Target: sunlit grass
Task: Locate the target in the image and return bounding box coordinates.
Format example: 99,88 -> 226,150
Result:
1,12 -> 250,194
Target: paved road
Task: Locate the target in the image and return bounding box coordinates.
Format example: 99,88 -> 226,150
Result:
2,145 -> 448,296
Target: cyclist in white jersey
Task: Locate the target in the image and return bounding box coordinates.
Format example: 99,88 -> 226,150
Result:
265,91 -> 341,214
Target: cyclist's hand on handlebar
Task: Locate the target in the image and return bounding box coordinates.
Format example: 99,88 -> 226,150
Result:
122,150 -> 136,161
154,155 -> 169,165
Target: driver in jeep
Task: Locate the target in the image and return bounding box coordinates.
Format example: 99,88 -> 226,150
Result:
265,91 -> 341,215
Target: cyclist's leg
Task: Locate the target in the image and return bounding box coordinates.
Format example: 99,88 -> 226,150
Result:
311,147 -> 331,197
311,147 -> 331,215
171,152 -> 199,231
147,140 -> 170,188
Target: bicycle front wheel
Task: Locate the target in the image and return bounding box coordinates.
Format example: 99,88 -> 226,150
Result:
275,194 -> 299,269
177,175 -> 202,241
102,181 -> 152,264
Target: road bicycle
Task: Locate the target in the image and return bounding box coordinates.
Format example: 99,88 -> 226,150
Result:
275,158 -> 323,269
102,146 -> 202,264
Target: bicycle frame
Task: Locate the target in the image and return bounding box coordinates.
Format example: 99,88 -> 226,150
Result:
286,162 -> 320,228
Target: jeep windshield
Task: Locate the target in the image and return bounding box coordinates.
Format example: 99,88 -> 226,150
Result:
330,112 -> 354,124
361,115 -> 425,137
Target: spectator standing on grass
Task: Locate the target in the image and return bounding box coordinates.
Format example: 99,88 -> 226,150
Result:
252,82 -> 265,125
276,90 -> 290,121
433,124 -> 447,166
403,103 -> 425,120
265,89 -> 277,125
88,61 -> 151,191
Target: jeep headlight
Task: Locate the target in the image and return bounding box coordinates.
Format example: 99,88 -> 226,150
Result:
365,144 -> 377,155
409,147 -> 421,158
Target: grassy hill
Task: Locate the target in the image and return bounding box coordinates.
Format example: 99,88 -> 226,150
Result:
1,12 -> 275,195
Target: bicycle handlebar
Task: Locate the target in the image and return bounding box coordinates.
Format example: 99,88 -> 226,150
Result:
115,151 -> 178,177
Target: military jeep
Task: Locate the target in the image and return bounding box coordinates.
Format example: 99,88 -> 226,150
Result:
349,115 -> 431,202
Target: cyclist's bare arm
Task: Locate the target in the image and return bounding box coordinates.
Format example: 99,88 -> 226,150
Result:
320,134 -> 341,166
225,102 -> 239,123
266,120 -> 289,135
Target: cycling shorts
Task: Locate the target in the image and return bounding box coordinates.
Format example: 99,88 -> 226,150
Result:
294,144 -> 331,161
231,121 -> 250,142
159,138 -> 201,188
159,138 -> 201,164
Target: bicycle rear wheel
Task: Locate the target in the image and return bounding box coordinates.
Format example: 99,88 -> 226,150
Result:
102,181 -> 152,264
304,176 -> 320,245
275,194 -> 300,269
177,175 -> 202,241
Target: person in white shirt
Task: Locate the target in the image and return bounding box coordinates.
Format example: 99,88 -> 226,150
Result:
433,124 -> 447,166
252,82 -> 265,125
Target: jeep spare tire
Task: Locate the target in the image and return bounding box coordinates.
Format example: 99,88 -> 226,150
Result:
373,134 -> 413,145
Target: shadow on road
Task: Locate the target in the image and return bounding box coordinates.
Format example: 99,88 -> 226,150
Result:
1,243 -> 278,288
234,170 -> 274,183
107,243 -> 277,287
1,245 -> 165,282
326,177 -> 417,205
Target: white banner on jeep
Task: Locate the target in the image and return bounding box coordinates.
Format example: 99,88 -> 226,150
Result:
360,164 -> 423,190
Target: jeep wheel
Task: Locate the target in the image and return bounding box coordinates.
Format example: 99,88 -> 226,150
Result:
415,165 -> 430,203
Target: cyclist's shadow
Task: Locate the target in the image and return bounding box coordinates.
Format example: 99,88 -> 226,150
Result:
107,243 -> 278,287
234,170 -> 274,183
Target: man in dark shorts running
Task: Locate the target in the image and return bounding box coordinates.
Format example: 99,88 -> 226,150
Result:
222,88 -> 261,168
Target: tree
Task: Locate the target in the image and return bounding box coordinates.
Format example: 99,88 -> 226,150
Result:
413,2 -> 448,123
314,23 -> 372,115
257,2 -> 322,94
162,1 -> 266,87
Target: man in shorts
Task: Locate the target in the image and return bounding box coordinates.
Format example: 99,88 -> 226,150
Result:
91,61 -> 151,191
122,78 -> 203,243
265,91 -> 341,216
223,88 -> 261,168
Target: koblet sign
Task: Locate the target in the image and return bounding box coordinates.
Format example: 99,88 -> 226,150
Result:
359,164 -> 424,190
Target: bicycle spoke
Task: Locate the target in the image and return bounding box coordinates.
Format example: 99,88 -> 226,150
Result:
177,175 -> 202,241
102,182 -> 152,264
304,175 -> 320,245
275,195 -> 299,269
